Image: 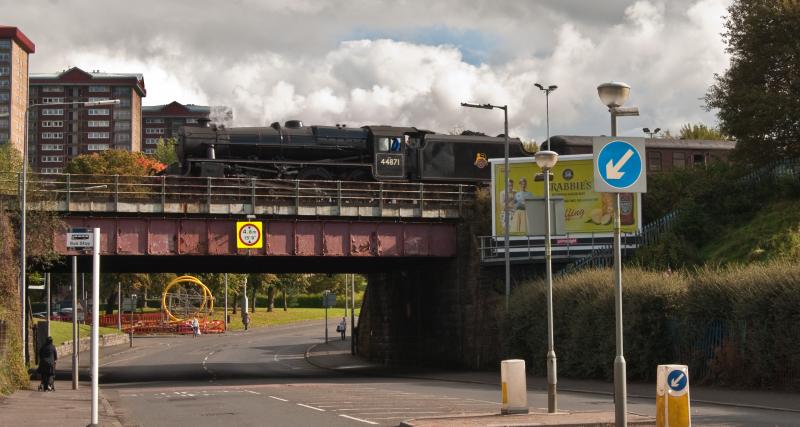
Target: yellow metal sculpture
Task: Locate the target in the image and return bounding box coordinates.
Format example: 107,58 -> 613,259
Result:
161,275 -> 214,322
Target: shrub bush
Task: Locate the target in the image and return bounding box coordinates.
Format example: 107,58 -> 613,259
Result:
503,261 -> 800,390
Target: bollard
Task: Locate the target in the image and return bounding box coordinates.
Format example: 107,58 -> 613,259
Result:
656,364 -> 691,427
500,359 -> 529,415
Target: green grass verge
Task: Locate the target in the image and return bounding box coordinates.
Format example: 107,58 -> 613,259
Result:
701,199 -> 800,264
223,307 -> 359,331
46,320 -> 122,347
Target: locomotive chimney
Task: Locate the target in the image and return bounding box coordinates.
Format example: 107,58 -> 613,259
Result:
197,117 -> 211,128
284,120 -> 303,129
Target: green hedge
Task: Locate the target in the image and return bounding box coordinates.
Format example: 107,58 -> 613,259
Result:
248,292 -> 364,310
502,260 -> 800,390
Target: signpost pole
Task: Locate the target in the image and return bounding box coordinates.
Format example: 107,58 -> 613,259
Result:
46,272 -> 51,338
613,191 -> 627,427
224,273 -> 228,331
71,256 -> 79,390
117,282 -> 121,331
90,227 -> 100,427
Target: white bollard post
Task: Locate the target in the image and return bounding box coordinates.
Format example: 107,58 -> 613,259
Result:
500,359 -> 529,415
656,364 -> 691,427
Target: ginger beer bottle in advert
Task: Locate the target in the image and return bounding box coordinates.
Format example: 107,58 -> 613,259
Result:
620,193 -> 635,226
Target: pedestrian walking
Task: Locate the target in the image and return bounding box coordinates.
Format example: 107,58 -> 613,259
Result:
37,336 -> 57,391
336,317 -> 347,341
242,311 -> 250,331
191,317 -> 199,337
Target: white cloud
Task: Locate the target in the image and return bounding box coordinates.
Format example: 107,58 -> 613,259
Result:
7,0 -> 732,141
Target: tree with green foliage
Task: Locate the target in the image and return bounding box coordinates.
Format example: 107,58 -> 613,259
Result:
678,123 -> 726,140
274,274 -> 309,311
152,137 -> 178,165
65,150 -> 165,175
705,0 -> 800,165
247,273 -> 278,312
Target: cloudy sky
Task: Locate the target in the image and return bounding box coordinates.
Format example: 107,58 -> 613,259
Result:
4,0 -> 731,142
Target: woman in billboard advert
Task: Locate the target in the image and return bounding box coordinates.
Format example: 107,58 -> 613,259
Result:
511,177 -> 533,233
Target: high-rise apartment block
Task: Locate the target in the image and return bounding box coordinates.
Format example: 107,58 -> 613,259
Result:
0,26 -> 35,155
142,102 -> 212,154
28,67 -> 146,172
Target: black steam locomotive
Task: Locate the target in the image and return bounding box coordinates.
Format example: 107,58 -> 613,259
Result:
170,119 -> 530,183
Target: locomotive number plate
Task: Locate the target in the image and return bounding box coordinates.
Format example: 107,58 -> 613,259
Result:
375,153 -> 405,178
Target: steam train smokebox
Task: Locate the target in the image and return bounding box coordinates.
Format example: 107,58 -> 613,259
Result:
179,127 -> 222,159
419,135 -> 527,182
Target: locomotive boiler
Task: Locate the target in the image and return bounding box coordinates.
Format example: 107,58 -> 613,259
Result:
171,119 -> 531,183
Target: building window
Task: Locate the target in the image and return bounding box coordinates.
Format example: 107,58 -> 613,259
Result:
88,109 -> 110,116
42,97 -> 65,104
42,108 -> 64,116
0,40 -> 10,48
88,86 -> 110,93
0,118 -> 8,128
41,132 -> 64,139
0,53 -> 8,61
88,132 -> 110,139
41,86 -> 62,93
88,97 -> 109,102
648,152 -> 662,172
41,121 -> 64,127
146,128 -> 165,135
0,105 -> 8,115
143,148 -> 155,154
0,67 -> 9,76
0,79 -> 8,88
145,138 -> 159,145
113,87 -> 129,96
87,144 -> 110,151
186,118 -> 198,124
113,109 -> 131,120
41,156 -> 64,163
114,133 -> 131,143
88,120 -> 110,127
0,92 -> 8,102
114,121 -> 131,131
673,152 -> 686,169
145,118 -> 165,124
693,154 -> 705,167
41,168 -> 63,173
41,144 -> 64,151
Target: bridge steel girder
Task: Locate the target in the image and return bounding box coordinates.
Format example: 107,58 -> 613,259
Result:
56,217 -> 457,258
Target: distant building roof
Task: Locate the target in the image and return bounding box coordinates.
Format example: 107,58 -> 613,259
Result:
0,26 -> 35,53
30,67 -> 146,96
549,135 -> 737,151
142,101 -> 211,116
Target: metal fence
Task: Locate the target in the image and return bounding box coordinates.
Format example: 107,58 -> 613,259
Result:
0,172 -> 476,218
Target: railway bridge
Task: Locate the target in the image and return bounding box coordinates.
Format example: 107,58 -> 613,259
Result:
14,173 -> 500,367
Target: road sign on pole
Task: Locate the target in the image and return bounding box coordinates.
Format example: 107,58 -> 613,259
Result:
593,137 -> 647,193
67,227 -> 93,248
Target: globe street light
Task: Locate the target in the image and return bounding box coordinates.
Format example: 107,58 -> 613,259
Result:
535,148 -> 558,413
461,102 -> 511,310
597,82 -> 638,427
20,98 -> 120,363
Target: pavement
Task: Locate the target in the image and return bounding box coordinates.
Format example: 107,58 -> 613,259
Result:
0,380 -> 124,427
305,338 -> 800,426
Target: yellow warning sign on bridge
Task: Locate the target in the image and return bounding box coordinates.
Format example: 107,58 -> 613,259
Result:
236,221 -> 263,249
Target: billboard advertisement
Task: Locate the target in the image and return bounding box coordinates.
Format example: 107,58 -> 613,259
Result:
490,154 -> 641,237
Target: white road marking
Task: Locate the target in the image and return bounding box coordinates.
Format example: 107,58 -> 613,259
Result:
339,414 -> 378,425
245,390 -> 261,395
297,403 -> 325,412
269,396 -> 288,402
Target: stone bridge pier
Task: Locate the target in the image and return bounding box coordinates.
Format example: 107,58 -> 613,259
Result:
356,222 -> 504,369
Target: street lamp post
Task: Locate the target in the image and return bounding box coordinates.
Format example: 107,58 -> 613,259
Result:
460,102 -> 511,310
597,82 -> 639,427
534,84 -> 558,151
20,98 -> 119,363
535,149 -> 559,413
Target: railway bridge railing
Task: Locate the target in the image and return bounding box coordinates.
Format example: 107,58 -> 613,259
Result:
0,172 -> 476,219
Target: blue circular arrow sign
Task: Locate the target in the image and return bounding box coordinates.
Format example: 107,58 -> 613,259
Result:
667,369 -> 688,392
597,140 -> 643,189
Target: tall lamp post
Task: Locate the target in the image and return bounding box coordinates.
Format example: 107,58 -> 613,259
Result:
596,82 -> 639,427
460,102 -> 511,310
20,98 -> 120,363
534,84 -> 558,150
